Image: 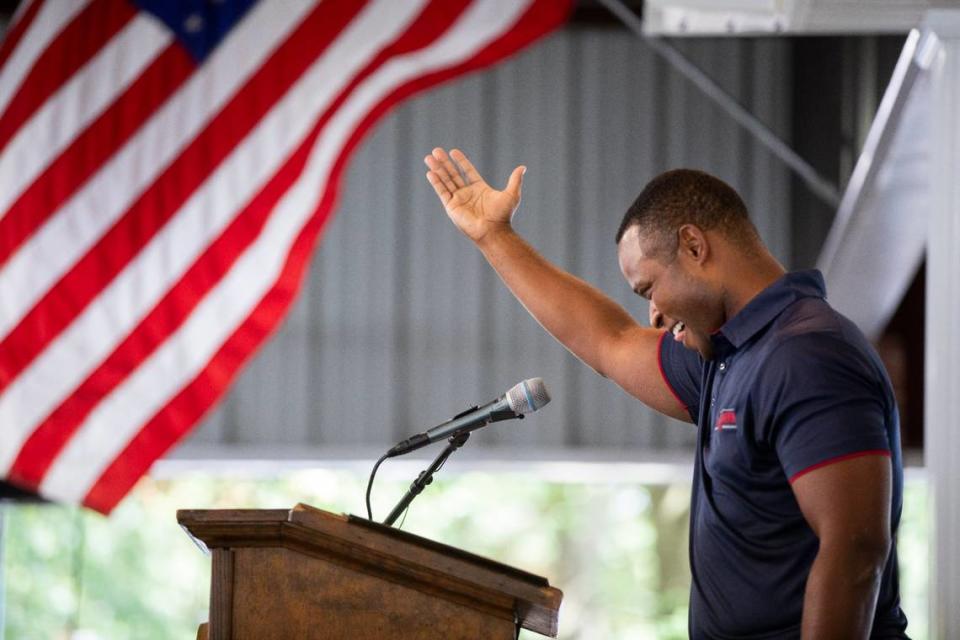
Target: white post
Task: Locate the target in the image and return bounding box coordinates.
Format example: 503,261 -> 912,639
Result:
924,9 -> 960,640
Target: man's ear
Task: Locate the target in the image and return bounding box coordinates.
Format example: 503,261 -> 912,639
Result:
677,224 -> 709,265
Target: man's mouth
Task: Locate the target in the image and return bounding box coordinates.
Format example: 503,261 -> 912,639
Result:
671,321 -> 686,341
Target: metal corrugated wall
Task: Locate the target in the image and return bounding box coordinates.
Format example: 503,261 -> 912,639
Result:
177,28 -> 792,460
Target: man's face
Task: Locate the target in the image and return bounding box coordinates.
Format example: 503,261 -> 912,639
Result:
617,225 -> 715,359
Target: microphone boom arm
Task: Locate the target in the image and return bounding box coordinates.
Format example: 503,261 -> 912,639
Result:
383,431 -> 471,527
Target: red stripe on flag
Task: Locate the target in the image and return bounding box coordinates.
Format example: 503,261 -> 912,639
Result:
0,0 -> 136,155
0,44 -> 194,269
0,0 -> 44,71
6,117 -> 316,488
0,0 -> 366,396
82,181 -> 335,514
82,0 -> 572,514
9,0 -> 473,491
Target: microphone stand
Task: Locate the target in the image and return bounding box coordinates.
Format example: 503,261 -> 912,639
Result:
383,431 -> 470,527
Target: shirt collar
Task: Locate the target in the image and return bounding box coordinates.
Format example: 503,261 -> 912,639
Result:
713,270 -> 826,350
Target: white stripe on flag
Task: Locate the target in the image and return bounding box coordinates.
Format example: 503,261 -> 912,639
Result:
0,0 -> 93,119
0,0 -> 423,475
0,14 -> 171,223
0,0 -> 314,338
40,0 -> 537,503
0,0 -> 315,473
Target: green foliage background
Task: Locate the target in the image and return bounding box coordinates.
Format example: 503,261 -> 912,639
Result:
0,470 -> 928,639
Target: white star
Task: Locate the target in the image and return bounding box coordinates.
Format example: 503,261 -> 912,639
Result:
184,13 -> 204,34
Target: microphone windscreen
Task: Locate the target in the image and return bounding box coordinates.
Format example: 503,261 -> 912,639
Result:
506,378 -> 551,415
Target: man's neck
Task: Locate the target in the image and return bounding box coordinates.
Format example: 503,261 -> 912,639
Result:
722,251 -> 787,322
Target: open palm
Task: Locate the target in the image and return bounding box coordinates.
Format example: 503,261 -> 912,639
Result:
425,148 -> 525,243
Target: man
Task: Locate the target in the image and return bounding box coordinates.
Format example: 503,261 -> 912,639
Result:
423,148 -> 909,638
648,300 -> 675,332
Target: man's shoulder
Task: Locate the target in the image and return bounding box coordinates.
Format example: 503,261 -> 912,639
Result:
755,296 -> 886,384
766,295 -> 871,353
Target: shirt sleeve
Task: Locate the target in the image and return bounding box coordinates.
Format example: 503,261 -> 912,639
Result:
657,331 -> 702,422
760,333 -> 892,483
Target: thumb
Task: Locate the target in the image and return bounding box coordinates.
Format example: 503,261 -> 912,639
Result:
505,165 -> 526,199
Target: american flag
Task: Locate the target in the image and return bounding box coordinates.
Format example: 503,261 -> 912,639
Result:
0,0 -> 570,514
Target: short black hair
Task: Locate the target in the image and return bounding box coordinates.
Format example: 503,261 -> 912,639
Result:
615,169 -> 758,260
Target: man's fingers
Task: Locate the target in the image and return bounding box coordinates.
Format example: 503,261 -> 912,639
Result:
505,165 -> 526,199
424,154 -> 458,195
450,148 -> 483,184
425,171 -> 452,205
431,148 -> 466,189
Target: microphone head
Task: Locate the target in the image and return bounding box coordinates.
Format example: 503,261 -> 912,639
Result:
505,378 -> 551,415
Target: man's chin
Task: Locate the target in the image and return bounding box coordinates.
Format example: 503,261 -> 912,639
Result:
680,334 -> 714,360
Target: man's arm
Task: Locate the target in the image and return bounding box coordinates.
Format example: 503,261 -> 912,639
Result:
424,147 -> 689,422
791,453 -> 892,639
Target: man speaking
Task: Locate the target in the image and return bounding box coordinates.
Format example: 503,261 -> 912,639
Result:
423,148 -> 909,639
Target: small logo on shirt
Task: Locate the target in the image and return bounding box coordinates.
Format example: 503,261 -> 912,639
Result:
715,409 -> 737,431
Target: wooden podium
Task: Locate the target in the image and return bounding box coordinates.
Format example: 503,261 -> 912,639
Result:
178,504 -> 562,639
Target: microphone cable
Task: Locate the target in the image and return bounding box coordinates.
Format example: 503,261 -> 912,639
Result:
365,452 -> 389,521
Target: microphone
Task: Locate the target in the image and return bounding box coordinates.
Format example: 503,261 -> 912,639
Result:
386,378 -> 551,457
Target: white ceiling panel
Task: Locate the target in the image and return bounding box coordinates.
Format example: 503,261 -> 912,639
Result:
643,0 -> 954,35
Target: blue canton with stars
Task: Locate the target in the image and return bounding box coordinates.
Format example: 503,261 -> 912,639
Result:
133,0 -> 260,63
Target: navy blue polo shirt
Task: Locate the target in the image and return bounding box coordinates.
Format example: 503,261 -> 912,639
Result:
658,270 -> 908,639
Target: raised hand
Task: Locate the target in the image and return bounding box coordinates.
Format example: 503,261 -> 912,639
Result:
424,147 -> 525,243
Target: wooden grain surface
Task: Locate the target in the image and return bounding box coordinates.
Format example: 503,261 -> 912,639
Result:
231,546 -> 517,639
178,504 -> 562,638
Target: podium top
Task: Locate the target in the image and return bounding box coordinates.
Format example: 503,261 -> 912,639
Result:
178,503 -> 563,637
